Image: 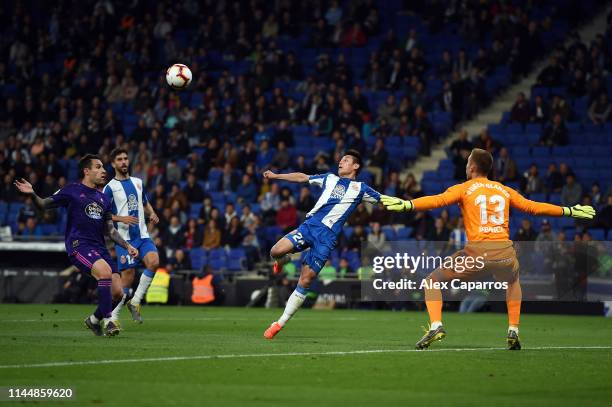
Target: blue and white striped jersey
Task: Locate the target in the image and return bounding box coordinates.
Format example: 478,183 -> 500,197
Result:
305,173 -> 381,235
103,177 -> 150,241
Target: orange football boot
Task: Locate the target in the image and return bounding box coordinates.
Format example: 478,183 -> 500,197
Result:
264,322 -> 283,339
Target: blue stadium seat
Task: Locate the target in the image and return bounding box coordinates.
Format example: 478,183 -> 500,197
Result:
227,248 -> 247,271
189,248 -> 207,271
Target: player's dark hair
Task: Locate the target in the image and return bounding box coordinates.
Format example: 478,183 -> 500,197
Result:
110,147 -> 128,161
470,148 -> 493,176
345,149 -> 362,175
78,154 -> 102,179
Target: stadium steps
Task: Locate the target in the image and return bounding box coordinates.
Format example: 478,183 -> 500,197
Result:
403,3 -> 612,185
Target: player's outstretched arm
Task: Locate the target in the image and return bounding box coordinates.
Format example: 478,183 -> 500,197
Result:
381,185 -> 462,212
263,170 -> 309,183
105,218 -> 139,258
508,188 -> 596,219
13,178 -> 56,210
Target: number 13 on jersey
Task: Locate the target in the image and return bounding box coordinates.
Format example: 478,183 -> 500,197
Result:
475,194 -> 505,225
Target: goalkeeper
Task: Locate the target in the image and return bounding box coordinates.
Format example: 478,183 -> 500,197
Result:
379,148 -> 595,350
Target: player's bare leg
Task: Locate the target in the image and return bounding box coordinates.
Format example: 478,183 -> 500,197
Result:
270,236 -> 296,274
127,251 -> 160,323
416,275 -> 447,350
86,259 -> 120,337
264,264 -> 316,339
506,277 -> 522,350
111,268 -> 135,323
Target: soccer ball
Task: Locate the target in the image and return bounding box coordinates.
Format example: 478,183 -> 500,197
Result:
166,64 -> 192,90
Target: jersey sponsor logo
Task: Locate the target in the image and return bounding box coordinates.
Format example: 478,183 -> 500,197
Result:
330,184 -> 346,200
85,202 -> 104,220
127,194 -> 138,211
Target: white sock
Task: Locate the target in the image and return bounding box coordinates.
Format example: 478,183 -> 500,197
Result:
89,314 -> 100,324
131,274 -> 153,305
110,294 -> 127,322
278,289 -> 307,326
508,325 -> 519,334
430,321 -> 443,330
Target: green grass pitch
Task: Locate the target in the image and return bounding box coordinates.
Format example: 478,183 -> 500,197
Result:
1,304 -> 611,406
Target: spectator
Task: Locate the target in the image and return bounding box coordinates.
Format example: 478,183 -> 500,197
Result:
535,219 -> 555,252
218,163 -> 240,193
237,174 -> 258,204
545,163 -> 564,193
522,164 -> 544,194
275,199 -> 297,233
164,215 -> 185,251
494,147 -> 517,182
539,114 -> 568,146
240,205 -> 259,230
367,138 -> 388,188
224,217 -> 244,248
270,141 -> 290,170
367,222 -> 386,250
510,92 -> 531,124
184,219 -> 202,250
531,95 -> 549,123
472,128 -> 499,155
183,173 -> 206,203
588,93 -> 612,124
428,217 -> 450,242
18,217 -> 42,237
514,219 -> 537,241
561,174 -> 582,206
171,249 -> 192,271
347,225 -> 367,253
337,258 -> 354,277
296,186 -> 315,220
17,196 -> 39,224
597,194 -> 612,232
224,203 -> 239,229
202,219 -> 221,250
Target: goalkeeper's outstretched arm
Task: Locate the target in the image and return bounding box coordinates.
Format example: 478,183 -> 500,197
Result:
381,184 -> 463,212
508,188 -> 596,219
263,170 -> 309,183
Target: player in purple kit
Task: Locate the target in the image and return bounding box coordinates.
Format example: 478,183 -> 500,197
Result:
14,154 -> 139,337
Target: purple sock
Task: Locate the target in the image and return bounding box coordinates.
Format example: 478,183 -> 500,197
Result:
97,278 -> 112,319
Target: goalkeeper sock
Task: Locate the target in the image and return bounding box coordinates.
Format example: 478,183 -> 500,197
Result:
430,321 -> 443,330
131,269 -> 155,305
278,285 -> 308,326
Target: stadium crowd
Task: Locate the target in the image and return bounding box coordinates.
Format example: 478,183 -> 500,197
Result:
0,0 -> 609,276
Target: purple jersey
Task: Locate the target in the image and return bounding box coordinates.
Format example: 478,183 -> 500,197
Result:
50,183 -> 112,253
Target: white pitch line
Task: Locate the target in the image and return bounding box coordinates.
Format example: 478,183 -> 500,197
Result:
1,346 -> 611,370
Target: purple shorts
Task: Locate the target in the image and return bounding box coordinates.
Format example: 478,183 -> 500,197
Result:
69,246 -> 118,275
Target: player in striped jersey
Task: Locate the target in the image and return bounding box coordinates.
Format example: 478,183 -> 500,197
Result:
263,150 -> 382,339
103,148 -> 160,323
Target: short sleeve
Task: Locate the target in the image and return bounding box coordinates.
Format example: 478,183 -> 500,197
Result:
362,184 -> 381,204
49,185 -> 73,208
308,173 -> 329,188
102,184 -> 114,204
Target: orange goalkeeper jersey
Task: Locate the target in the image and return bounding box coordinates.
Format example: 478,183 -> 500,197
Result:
412,177 -> 564,241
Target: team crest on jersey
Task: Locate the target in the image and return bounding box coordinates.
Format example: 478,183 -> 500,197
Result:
127,194 -> 138,211
85,202 -> 103,220
120,255 -> 127,264
330,184 -> 346,200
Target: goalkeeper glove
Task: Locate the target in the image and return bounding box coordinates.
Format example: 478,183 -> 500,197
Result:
380,195 -> 414,212
562,205 -> 596,219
